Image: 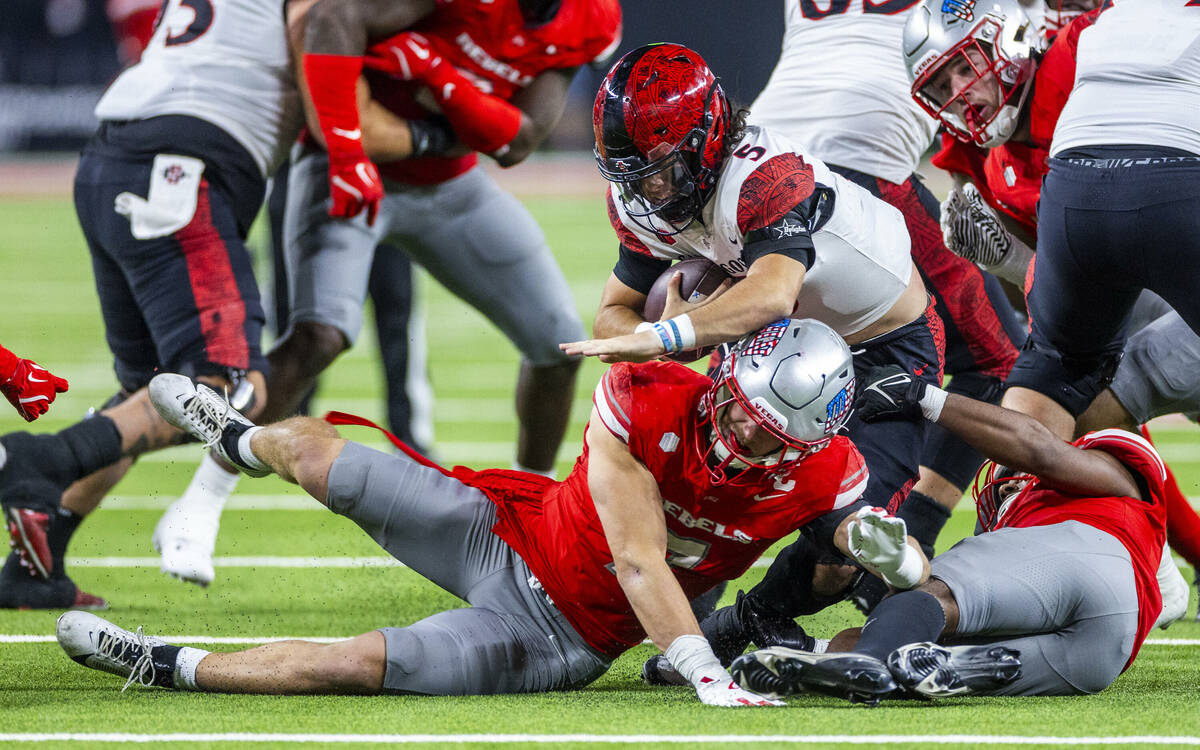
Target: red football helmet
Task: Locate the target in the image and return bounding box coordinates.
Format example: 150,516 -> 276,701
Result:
971,461 -> 1033,531
593,43 -> 730,238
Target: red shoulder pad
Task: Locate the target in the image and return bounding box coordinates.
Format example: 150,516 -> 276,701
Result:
1076,429 -> 1168,502
736,153 -> 815,235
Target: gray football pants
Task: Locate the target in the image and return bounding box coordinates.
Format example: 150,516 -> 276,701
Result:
283,147 -> 585,365
1109,293 -> 1200,423
932,521 -> 1140,695
326,441 -> 611,695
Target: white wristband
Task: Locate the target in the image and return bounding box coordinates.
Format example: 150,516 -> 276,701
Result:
879,543 -> 925,590
918,386 -> 948,423
634,321 -> 655,334
669,313 -> 696,350
664,634 -> 726,688
990,233 -> 1035,286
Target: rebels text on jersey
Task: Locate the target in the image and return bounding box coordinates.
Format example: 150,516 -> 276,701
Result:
608,126 -> 913,338
996,428 -> 1168,668
365,0 -> 621,185
457,361 -> 867,658
931,10 -> 1099,239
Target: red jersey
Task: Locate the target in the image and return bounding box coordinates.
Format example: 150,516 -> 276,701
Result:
454,361 -> 868,658
996,428 -> 1168,669
364,0 -> 621,185
930,10 -> 1099,239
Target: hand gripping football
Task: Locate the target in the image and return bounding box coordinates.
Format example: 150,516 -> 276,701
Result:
642,258 -> 732,364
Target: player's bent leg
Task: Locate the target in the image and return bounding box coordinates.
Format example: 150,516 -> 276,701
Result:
261,321 -> 348,423
515,358 -> 581,475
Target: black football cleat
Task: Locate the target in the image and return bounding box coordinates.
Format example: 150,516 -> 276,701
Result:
0,550 -> 108,610
641,654 -> 689,686
887,642 -> 1021,697
731,648 -> 897,706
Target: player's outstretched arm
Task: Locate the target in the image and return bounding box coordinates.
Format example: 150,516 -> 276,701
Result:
857,365 -> 1142,500
585,413 -> 780,707
562,255 -> 803,363
0,344 -> 69,422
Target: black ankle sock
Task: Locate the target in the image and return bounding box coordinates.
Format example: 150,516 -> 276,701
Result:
47,508 -> 84,577
59,416 -> 123,479
149,645 -> 182,689
897,490 -> 952,557
855,590 -> 946,661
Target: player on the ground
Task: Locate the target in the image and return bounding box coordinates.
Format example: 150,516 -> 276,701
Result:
0,0 -> 308,609
732,364 -> 1168,702
904,0 -> 1198,619
566,44 -> 945,646
697,0 -> 1026,637
56,319 -> 924,705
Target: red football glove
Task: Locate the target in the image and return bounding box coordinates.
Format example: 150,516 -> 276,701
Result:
0,346 -> 69,422
365,32 -> 522,156
302,53 -> 385,224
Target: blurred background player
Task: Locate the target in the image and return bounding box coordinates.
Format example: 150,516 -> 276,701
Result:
905,0 -> 1198,619
159,0 -> 620,587
733,365 -> 1170,702
0,0 -> 308,609
569,43 -> 945,631
724,0 -> 1025,622
59,319 -> 917,707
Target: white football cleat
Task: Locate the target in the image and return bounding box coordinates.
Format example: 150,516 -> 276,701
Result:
149,374 -> 269,477
1155,542 -> 1189,630
56,611 -> 176,691
152,502 -> 216,588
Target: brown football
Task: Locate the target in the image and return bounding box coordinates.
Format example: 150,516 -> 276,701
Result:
642,258 -> 732,363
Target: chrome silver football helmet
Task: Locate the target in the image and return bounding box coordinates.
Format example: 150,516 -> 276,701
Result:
699,318 -> 855,484
903,0 -> 1040,148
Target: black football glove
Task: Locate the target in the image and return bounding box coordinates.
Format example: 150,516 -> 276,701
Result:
855,365 -> 928,423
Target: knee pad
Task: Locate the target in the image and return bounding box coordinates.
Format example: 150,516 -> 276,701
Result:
1005,339 -> 1122,417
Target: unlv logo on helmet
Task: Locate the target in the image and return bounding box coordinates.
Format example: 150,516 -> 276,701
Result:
941,0 -> 976,22
593,43 -> 731,238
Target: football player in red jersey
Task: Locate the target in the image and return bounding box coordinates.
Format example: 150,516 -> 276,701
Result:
56,319 -> 927,705
905,0 -> 1200,622
732,364 -> 1169,702
257,0 -> 622,479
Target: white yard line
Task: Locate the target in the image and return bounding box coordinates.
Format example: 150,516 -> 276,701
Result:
4,734 -> 1200,745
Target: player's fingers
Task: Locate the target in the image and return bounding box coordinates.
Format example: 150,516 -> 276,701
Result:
54,376 -> 69,393
366,199 -> 379,227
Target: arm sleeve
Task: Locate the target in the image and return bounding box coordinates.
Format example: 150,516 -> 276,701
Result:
802,499 -> 871,557
742,204 -> 817,268
613,245 -> 671,295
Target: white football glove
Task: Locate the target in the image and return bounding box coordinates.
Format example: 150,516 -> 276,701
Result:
665,634 -> 783,707
847,507 -> 924,590
695,674 -> 785,707
939,182 -> 1034,285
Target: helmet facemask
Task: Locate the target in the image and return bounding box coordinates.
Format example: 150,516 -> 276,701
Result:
971,460 -> 1033,531
909,14 -> 1036,148
598,131 -> 710,238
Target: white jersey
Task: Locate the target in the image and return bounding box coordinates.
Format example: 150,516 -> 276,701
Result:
608,127 -> 912,338
749,0 -> 936,185
95,0 -> 302,177
1052,0 -> 1200,157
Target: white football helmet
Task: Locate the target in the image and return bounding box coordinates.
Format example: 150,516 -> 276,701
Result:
903,0 -> 1040,147
699,318 -> 855,484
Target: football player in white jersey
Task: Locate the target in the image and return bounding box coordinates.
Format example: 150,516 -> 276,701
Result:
744,0 -> 1027,619
0,0 -> 311,608
564,45 -> 946,635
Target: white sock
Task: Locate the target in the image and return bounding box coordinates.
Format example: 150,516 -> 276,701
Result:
512,461 -> 555,479
173,646 -> 211,691
236,426 -> 269,473
161,453 -> 239,541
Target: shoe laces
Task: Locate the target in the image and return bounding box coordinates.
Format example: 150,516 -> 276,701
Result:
96,625 -> 156,692
182,388 -> 232,450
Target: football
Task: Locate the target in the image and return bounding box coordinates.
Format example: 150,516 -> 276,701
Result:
642,258 -> 732,363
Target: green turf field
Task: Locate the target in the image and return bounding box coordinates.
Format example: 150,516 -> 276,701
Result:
1,191 -> 1199,749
